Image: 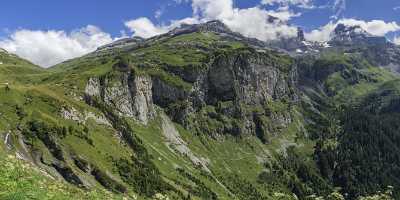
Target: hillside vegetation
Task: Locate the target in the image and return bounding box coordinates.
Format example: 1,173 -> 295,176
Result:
0,22 -> 399,200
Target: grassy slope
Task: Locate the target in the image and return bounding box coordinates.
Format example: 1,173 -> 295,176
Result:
0,149 -> 122,200
0,33 -> 250,199
0,31 -> 337,199
0,52 -> 126,199
0,51 -> 135,197
2,31 -> 395,199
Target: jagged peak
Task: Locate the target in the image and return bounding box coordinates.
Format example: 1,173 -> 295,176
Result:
297,28 -> 306,41
333,23 -> 372,37
329,23 -> 387,45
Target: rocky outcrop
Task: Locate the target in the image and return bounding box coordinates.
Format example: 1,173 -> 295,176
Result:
206,51 -> 293,105
152,77 -> 190,107
61,107 -> 84,123
60,106 -> 111,126
131,76 -> 155,124
85,48 -> 296,140
183,49 -> 297,137
72,155 -> 127,193
85,72 -> 155,124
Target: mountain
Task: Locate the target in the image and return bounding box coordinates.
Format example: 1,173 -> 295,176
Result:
0,21 -> 399,200
329,23 -> 387,46
0,48 -> 44,83
325,24 -> 400,73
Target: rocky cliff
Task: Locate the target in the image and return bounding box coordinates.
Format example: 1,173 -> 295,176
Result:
84,48 -> 297,140
85,71 -> 155,125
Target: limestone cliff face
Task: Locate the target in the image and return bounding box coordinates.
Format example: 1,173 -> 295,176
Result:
193,50 -> 296,137
85,72 -> 155,125
85,49 -> 297,138
205,51 -> 294,105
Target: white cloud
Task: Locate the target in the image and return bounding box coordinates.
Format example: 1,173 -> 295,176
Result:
125,0 -> 300,41
305,19 -> 400,42
124,17 -> 170,38
222,7 -> 298,40
191,0 -> 299,40
339,19 -> 400,36
191,0 -> 234,20
394,6 -> 400,11
394,36 -> 400,45
305,22 -> 337,42
0,25 -> 113,67
192,0 -> 300,39
265,6 -> 302,21
261,0 -> 314,9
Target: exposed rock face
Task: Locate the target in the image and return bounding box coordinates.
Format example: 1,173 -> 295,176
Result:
61,107 -> 84,124
206,52 -> 293,105
324,24 -> 400,73
85,49 -> 296,139
85,77 -> 101,97
152,77 -> 189,107
140,50 -> 296,138
85,73 -> 155,124
61,106 -> 111,126
131,76 -> 155,124
330,24 -> 387,46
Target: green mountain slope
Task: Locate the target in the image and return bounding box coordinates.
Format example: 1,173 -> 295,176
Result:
0,22 -> 398,200
0,49 -> 47,84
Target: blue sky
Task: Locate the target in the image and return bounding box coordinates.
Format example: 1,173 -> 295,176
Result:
1,0 -> 400,67
0,0 -> 192,37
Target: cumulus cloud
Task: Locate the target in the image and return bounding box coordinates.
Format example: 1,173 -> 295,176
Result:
124,17 -> 169,38
339,19 -> 400,36
305,22 -> 336,42
0,25 -> 113,67
222,7 -> 299,40
393,36 -> 400,45
125,0 -> 300,41
124,17 -> 200,38
305,19 -> 400,42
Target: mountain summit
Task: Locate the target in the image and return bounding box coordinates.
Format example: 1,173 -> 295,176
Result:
329,23 -> 388,46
